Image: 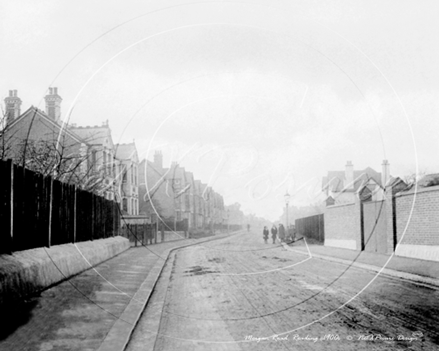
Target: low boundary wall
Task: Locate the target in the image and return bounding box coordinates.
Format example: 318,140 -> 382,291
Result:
0,236 -> 130,304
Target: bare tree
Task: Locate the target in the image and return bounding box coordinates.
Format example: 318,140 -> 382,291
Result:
0,119 -> 112,196
403,171 -> 426,185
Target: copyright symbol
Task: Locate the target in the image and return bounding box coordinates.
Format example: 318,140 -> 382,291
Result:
346,335 -> 353,340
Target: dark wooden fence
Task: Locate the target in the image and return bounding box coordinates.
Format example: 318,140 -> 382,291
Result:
295,214 -> 325,244
0,159 -> 121,254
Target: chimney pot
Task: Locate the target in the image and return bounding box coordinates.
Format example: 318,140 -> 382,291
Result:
381,160 -> 390,186
45,87 -> 62,123
345,161 -> 354,190
153,150 -> 163,169
4,90 -> 22,124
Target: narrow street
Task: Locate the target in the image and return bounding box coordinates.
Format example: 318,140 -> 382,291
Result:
127,231 -> 438,351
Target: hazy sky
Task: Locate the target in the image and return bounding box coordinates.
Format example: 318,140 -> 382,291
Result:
1,0 -> 438,220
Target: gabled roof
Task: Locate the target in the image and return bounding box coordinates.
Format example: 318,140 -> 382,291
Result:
322,167 -> 382,193
144,159 -> 166,178
169,163 -> 186,180
356,176 -> 382,194
7,106 -> 86,144
115,142 -> 138,162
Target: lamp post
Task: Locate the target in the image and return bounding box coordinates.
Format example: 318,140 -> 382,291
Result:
284,192 -> 291,235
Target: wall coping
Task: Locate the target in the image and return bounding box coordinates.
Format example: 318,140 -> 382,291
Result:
395,185 -> 439,198
325,202 -> 356,209
362,199 -> 385,205
294,213 -> 324,221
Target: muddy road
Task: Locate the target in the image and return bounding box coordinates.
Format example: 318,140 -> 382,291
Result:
127,232 -> 438,351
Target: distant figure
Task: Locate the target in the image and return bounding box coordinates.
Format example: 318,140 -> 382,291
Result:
278,224 -> 286,242
286,226 -> 293,243
263,226 -> 269,244
288,226 -> 296,243
247,224 -> 250,232
271,225 -> 278,244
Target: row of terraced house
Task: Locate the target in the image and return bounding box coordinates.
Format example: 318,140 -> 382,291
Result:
1,88 -> 231,232
138,151 -> 229,232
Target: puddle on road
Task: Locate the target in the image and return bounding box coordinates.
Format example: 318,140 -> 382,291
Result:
184,265 -> 219,276
271,256 -> 291,262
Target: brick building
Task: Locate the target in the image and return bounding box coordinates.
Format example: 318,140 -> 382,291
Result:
322,161 -> 388,205
1,88 -> 139,213
115,142 -> 139,215
138,150 -> 226,232
2,89 -> 91,188
69,123 -> 122,202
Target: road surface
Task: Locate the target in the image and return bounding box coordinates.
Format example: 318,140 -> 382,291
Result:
127,231 -> 439,351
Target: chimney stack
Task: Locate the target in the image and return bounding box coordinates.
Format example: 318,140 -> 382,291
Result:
154,150 -> 163,169
345,161 -> 354,190
45,87 -> 62,124
4,89 -> 22,125
381,160 -> 390,186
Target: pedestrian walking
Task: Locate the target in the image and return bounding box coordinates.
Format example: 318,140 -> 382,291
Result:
271,224 -> 278,244
278,224 -> 286,243
247,224 -> 250,232
263,226 -> 269,244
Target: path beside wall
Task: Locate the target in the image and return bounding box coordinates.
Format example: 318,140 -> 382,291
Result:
0,236 -> 130,304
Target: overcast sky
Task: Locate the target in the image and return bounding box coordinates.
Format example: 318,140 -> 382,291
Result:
1,0 -> 438,221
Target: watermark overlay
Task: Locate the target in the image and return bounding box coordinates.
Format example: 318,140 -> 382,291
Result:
244,331 -> 424,344
2,0 -> 434,348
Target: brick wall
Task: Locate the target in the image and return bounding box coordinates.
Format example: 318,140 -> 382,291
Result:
324,201 -> 361,249
362,200 -> 388,253
323,184 -> 438,260
395,186 -> 439,246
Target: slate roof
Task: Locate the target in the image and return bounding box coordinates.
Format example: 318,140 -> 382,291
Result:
69,125 -> 113,146
322,166 -> 382,193
7,106 -> 86,144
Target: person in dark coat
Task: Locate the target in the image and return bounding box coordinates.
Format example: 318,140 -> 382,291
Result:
263,226 -> 269,244
270,225 -> 278,244
278,224 -> 286,242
